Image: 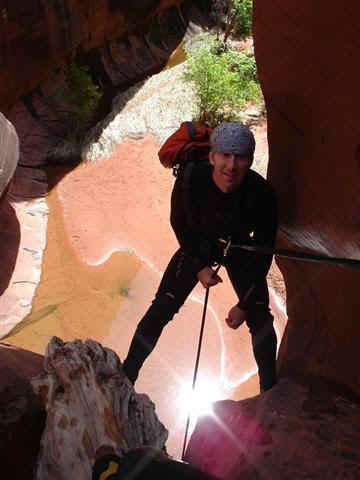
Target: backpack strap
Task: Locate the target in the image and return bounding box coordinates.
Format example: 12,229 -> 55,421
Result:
185,121 -> 197,139
179,122 -> 212,230
173,122 -> 198,177
181,158 -> 211,232
182,160 -> 197,231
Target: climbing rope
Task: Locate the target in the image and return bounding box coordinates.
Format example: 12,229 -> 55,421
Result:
181,239 -> 232,461
219,239 -> 360,270
181,284 -> 210,461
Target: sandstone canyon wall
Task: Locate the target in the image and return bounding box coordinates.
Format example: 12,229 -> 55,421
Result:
254,0 -> 360,396
1,0 -> 211,166
1,0 -> 183,112
2,1 -> 360,477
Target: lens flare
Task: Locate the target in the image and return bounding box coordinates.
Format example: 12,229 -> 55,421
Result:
178,376 -> 222,420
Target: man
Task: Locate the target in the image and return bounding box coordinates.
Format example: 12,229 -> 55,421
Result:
123,122 -> 278,392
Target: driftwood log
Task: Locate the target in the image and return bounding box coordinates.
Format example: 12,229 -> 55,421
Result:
31,337 -> 168,480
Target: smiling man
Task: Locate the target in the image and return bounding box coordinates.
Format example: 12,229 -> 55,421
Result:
123,122 -> 278,393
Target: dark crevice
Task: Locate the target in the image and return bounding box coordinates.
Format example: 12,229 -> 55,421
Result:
176,4 -> 189,30
21,92 -> 39,120
17,163 -> 43,169
76,47 -> 113,91
51,0 -> 68,48
142,32 -> 162,66
102,38 -> 118,70
108,0 -> 159,15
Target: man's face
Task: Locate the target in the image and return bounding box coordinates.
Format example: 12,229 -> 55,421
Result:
209,151 -> 251,193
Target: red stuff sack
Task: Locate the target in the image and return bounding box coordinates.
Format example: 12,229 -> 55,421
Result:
158,121 -> 212,176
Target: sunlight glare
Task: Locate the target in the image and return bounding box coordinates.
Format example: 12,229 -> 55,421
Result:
178,377 -> 222,420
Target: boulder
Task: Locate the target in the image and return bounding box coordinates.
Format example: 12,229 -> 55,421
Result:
0,343 -> 45,480
185,378 -> 360,479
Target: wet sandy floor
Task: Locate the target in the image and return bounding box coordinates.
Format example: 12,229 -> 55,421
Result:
6,136 -> 285,457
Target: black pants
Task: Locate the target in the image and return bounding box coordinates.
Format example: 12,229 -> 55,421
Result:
123,248 -> 277,391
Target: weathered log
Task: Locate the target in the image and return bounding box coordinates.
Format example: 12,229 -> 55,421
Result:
31,336 -> 168,480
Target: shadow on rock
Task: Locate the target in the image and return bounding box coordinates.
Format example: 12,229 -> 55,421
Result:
0,344 -> 45,480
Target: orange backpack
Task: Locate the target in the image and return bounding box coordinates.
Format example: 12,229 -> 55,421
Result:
158,121 -> 212,176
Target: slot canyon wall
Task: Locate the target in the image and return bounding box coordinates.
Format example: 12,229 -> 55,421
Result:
1,0 -> 211,166
0,0 -> 184,112
254,0 -> 360,396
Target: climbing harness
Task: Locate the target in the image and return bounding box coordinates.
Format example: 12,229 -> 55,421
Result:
181,237 -> 231,460
218,239 -> 360,270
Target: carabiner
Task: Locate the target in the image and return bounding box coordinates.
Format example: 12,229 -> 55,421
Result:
219,236 -> 232,260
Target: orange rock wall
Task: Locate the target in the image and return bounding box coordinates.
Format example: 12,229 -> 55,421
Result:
0,0 -> 182,111
253,1 -> 360,395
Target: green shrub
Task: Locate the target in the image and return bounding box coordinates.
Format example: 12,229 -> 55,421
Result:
232,0 -> 253,37
65,60 -> 102,138
184,38 -> 261,128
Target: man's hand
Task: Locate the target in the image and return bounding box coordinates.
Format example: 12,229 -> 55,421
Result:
197,266 -> 223,288
225,305 -> 247,329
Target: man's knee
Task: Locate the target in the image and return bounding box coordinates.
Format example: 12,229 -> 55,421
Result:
149,291 -> 184,323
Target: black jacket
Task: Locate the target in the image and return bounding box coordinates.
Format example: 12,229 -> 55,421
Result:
170,161 -> 277,286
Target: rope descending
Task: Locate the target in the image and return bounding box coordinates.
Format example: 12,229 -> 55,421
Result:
219,239 -> 360,270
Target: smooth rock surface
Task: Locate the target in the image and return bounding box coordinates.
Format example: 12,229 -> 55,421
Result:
254,0 -> 360,395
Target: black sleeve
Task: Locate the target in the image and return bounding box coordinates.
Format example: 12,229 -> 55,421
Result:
170,176 -> 210,274
229,182 -> 278,310
251,183 -> 278,278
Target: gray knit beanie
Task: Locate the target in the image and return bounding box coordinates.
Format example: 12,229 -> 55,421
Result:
210,122 -> 256,160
